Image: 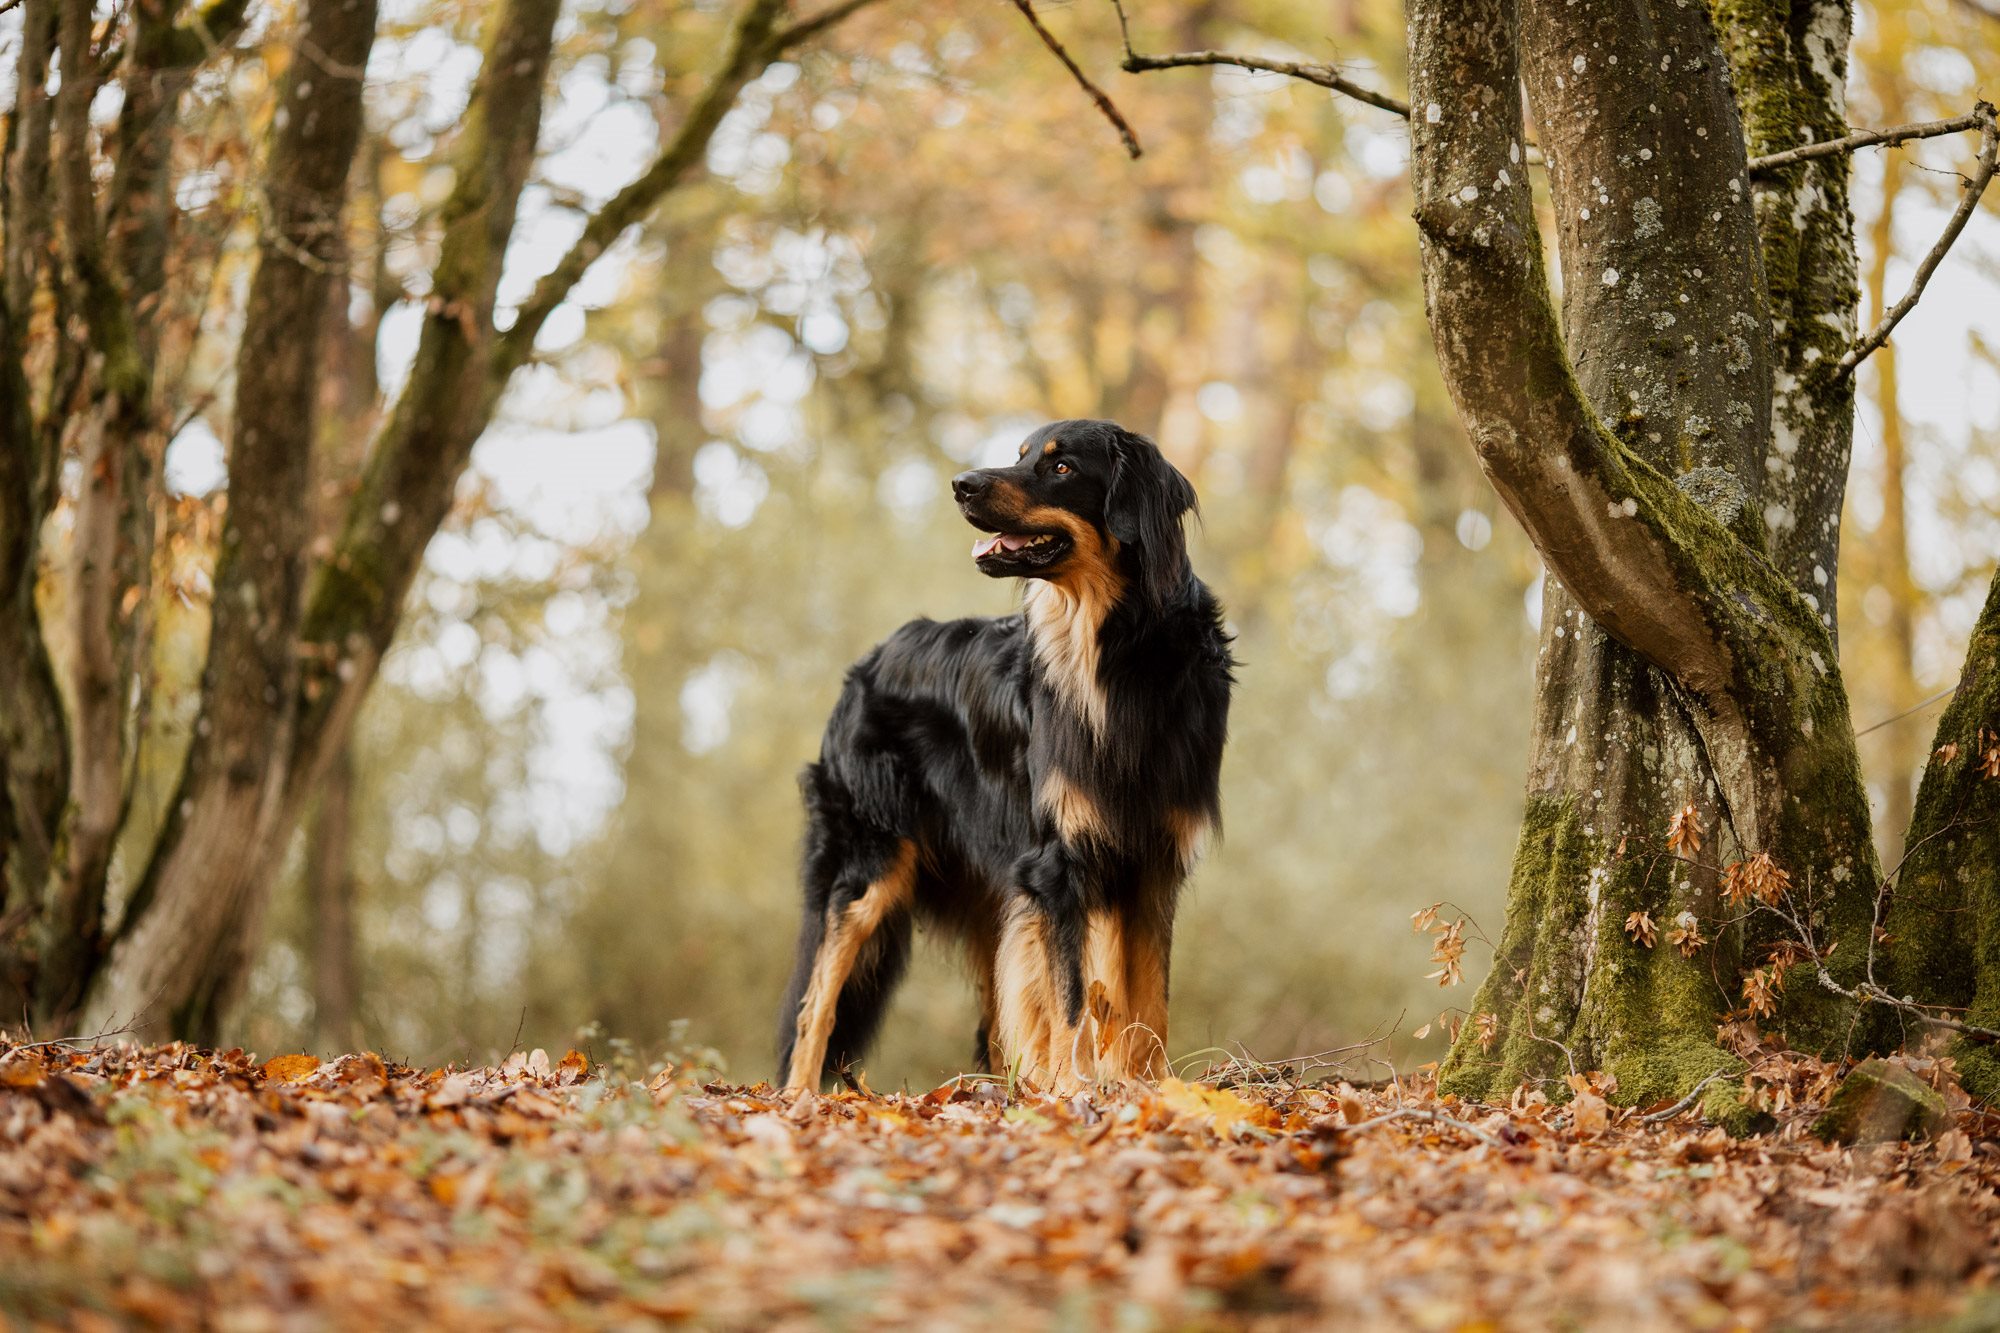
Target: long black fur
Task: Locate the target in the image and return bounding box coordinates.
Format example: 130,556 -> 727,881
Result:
776,420 -> 1233,1085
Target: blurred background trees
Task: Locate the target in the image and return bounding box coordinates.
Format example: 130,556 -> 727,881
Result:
3,0 -> 1994,1088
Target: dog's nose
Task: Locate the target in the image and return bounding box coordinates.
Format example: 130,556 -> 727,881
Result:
952,471 -> 990,502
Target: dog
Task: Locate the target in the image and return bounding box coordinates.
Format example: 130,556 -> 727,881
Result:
775,419 -> 1232,1093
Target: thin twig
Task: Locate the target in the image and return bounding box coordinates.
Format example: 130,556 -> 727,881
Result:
1639,1069 -> 1729,1123
1109,0 -> 1548,161
1114,1 -> 1986,190
1338,1105 -> 1505,1150
1837,105 -> 1999,380
1113,7 -> 1406,116
1765,884 -> 2000,1047
1852,980 -> 2000,1045
767,0 -> 879,51
1747,109 -> 1991,175
1009,0 -> 1142,159
1854,678 -> 1966,737
0,1019 -> 141,1060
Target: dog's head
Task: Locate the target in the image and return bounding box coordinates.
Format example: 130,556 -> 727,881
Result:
951,420 -> 1197,609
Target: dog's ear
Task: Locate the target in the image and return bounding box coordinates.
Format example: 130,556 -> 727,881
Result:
1105,428 -> 1197,610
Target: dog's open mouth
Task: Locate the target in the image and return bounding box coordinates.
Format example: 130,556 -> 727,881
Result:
970,529 -> 1072,570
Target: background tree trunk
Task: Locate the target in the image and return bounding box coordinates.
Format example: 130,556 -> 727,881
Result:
305,745 -> 361,1053
38,0 -> 874,1040
83,0 -> 384,1039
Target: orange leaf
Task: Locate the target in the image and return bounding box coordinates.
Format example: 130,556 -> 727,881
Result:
261,1053 -> 319,1083
0,1054 -> 47,1088
1158,1078 -> 1276,1136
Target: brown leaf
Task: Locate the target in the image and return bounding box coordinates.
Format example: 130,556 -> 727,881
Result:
1667,803 -> 1703,858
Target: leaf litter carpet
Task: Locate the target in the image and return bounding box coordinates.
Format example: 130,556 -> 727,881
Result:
2,1040 -> 1998,1328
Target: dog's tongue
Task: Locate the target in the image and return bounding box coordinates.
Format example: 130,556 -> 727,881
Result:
972,533 -> 1030,559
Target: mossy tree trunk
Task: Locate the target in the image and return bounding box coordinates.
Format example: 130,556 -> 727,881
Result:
1883,571 -> 2000,1096
1407,0 -> 1903,1120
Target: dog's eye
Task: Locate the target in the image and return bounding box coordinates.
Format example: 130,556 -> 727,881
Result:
1053,462 -> 1070,475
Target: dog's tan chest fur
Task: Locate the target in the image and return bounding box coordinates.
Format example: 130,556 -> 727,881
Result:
1021,524 -> 1123,736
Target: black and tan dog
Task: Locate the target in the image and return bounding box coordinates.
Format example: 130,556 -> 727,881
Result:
776,420 -> 1232,1092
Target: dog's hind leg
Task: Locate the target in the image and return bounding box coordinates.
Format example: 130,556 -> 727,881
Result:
968,930 -> 1000,1074
780,839 -> 918,1090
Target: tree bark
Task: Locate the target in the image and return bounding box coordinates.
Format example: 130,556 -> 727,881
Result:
1883,568 -> 2000,1095
83,0 -> 382,1038
77,0 -> 870,1039
305,744 -> 361,1053
1408,0 -> 1879,1122
37,0 -> 159,1024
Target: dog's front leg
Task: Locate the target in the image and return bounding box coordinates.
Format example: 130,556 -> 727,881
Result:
995,844 -> 1093,1093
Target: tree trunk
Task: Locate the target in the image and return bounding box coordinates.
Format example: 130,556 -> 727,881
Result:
82,0 -> 384,1039
2,0 -> 878,1040
305,744 -> 361,1053
1884,568 -> 2000,1095
1409,0 -> 1881,1124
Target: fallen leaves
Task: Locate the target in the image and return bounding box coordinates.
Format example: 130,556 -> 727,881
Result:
1156,1078 -> 1277,1136
1,1038 -> 1997,1327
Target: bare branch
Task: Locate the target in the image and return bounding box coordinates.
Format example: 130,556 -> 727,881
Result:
1113,0 -> 1977,190
1010,0 -> 1141,159
1764,884 -> 2000,1048
767,0 -> 878,50
1837,105 -> 1998,381
492,0 -> 878,374
1853,678 -> 1965,739
1110,0 -> 1405,117
1109,0 -> 1555,167
1638,1069 -> 1729,1123
1748,108 -> 1992,175
1337,1106 -> 1505,1150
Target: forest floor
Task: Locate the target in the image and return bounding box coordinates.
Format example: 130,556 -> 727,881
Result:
2,1039 -> 1998,1330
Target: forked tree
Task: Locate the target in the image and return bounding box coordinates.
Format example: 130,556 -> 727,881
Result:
1110,0 -> 2000,1120
0,0 -> 873,1040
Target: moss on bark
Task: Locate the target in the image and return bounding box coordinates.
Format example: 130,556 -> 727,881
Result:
1885,570 -> 2000,1097
1441,792 -> 1754,1134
